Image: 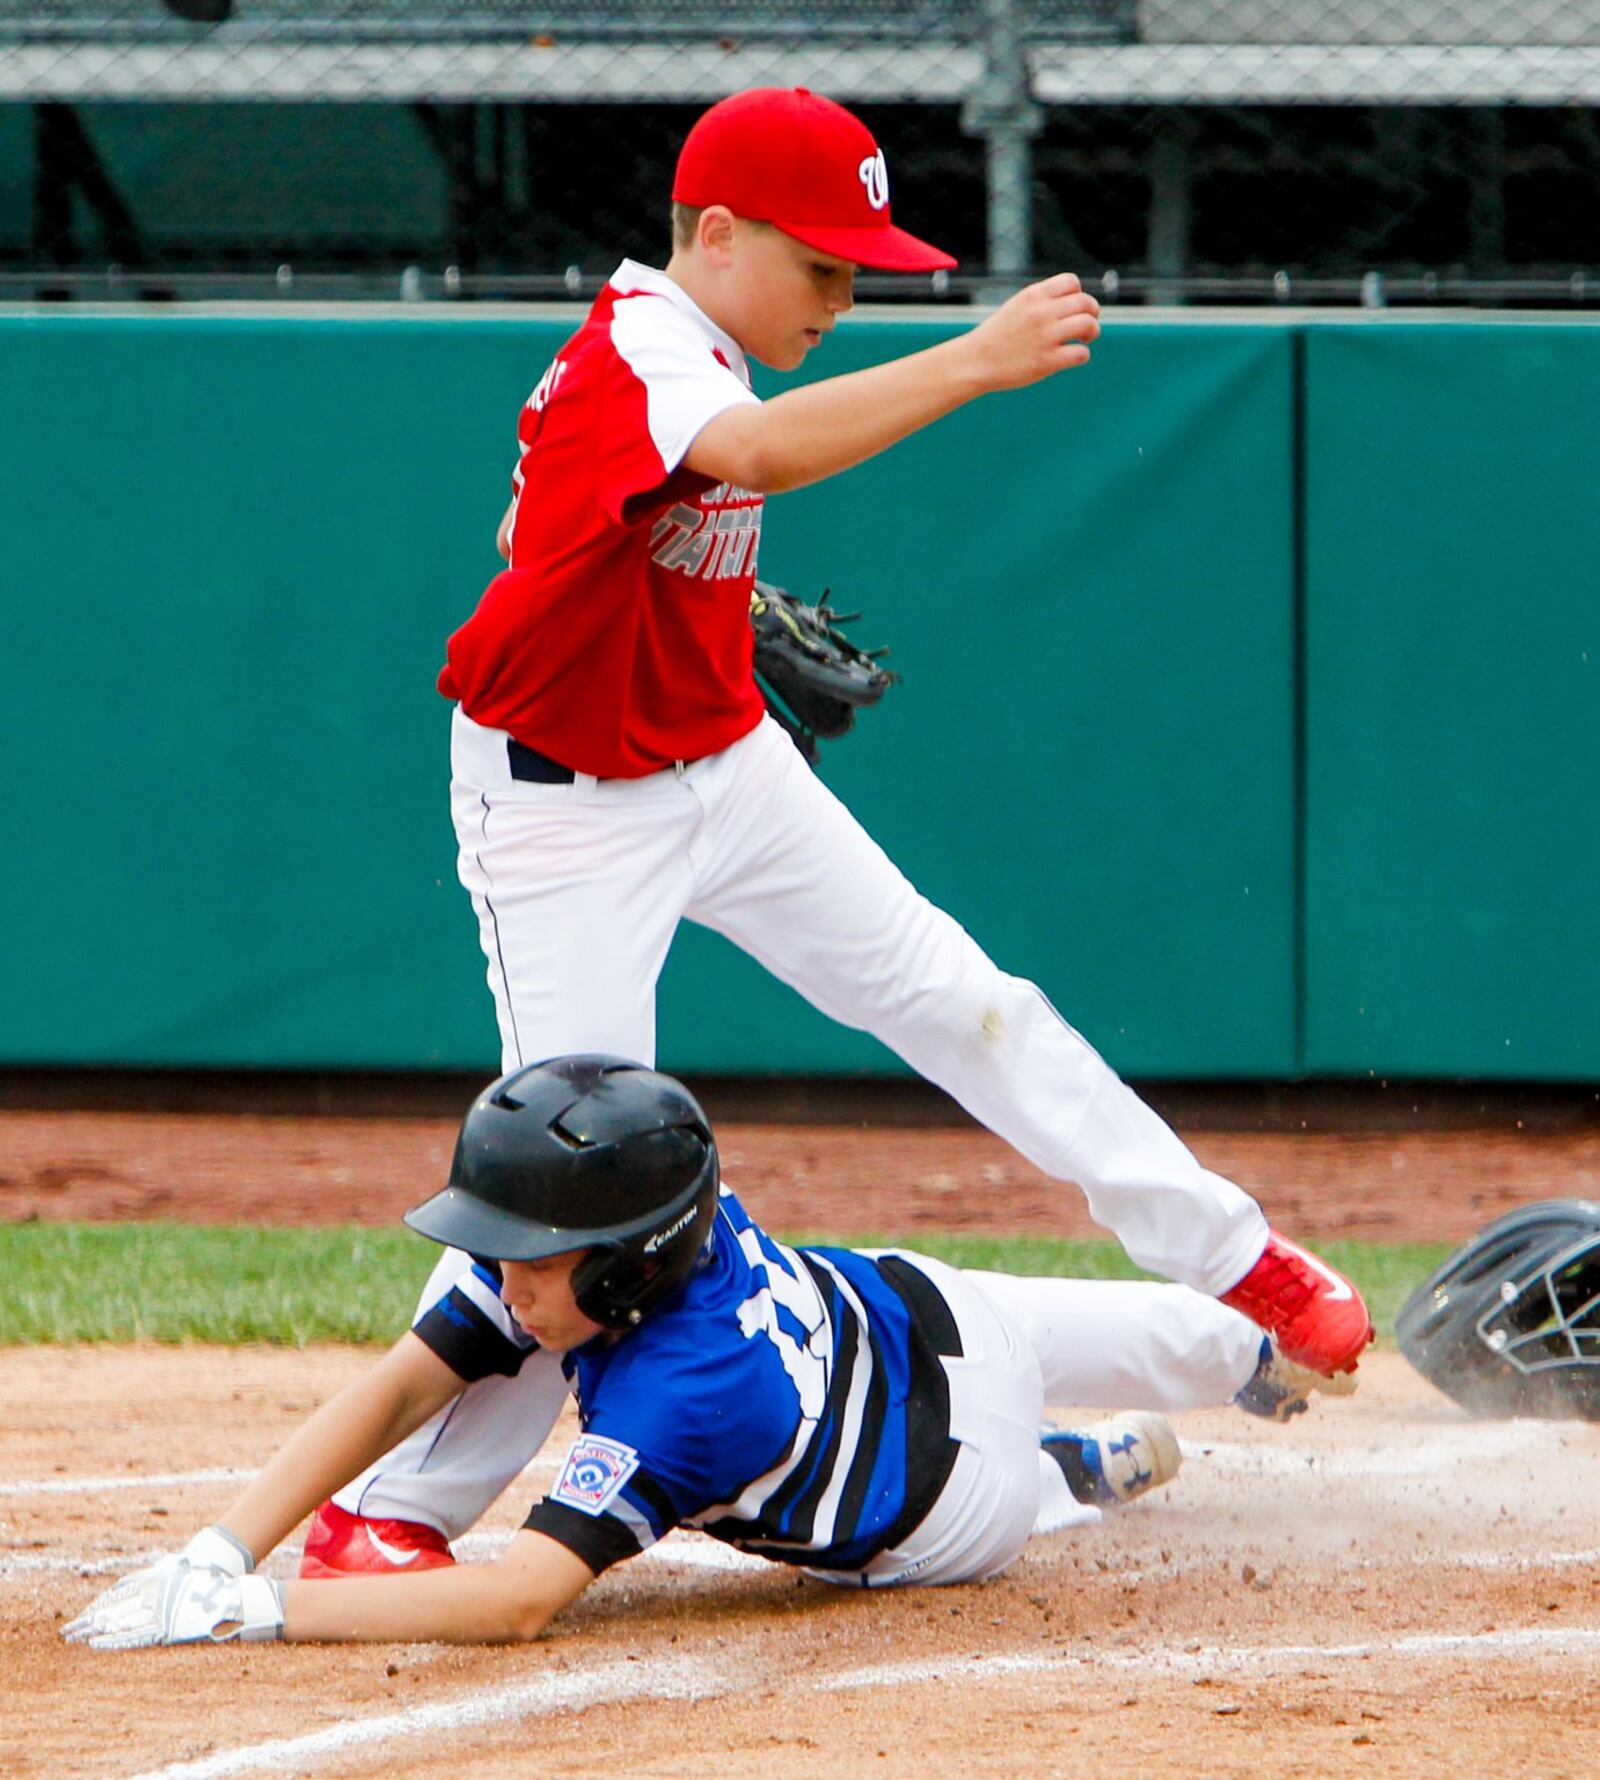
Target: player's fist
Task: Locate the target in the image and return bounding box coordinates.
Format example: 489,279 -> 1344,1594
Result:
966,273 -> 1102,390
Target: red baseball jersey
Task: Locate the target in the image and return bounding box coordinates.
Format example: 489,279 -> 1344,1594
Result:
438,260 -> 769,777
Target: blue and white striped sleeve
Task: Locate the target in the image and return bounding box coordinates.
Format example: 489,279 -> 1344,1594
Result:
413,1257 -> 538,1382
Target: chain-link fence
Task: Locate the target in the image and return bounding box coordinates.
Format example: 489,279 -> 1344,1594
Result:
6,1 -> 1600,304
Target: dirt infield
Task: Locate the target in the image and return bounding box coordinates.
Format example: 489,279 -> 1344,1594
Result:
5,1348 -> 1600,1780
4,1104 -> 1600,1777
3,1106 -> 1599,1241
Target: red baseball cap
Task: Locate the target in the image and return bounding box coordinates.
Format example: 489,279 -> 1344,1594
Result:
672,86 -> 957,273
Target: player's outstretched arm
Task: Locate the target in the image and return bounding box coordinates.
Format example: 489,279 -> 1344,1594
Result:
217,1332 -> 467,1564
64,1332 -> 465,1636
282,1530 -> 596,1644
685,273 -> 1101,495
65,1528 -> 596,1650
63,1335 -> 485,1649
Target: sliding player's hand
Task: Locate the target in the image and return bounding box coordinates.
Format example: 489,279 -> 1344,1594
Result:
64,1566 -> 284,1650
61,1523 -> 256,1643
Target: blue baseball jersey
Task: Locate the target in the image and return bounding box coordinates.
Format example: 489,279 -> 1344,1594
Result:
413,1187 -> 961,1579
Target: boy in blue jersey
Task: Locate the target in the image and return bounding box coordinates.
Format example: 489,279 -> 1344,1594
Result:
65,1059 -> 1350,1651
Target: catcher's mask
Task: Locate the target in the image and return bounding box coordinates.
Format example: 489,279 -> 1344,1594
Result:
1396,1199 -> 1600,1419
406,1056 -> 719,1331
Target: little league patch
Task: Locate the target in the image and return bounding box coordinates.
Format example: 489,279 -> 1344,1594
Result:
553,1434 -> 641,1516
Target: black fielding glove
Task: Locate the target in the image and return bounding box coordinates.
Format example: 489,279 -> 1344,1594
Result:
749,581 -> 898,767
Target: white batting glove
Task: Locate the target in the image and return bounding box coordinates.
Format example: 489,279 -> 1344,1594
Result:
62,1524 -> 255,1642
62,1567 -> 284,1650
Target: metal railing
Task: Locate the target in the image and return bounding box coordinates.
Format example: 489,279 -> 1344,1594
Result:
4,2 -> 1600,306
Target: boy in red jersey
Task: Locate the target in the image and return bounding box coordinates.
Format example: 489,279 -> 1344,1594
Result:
303,88 -> 1370,1579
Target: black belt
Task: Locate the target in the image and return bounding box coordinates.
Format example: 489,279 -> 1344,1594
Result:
507,739 -> 579,784
506,738 -> 693,785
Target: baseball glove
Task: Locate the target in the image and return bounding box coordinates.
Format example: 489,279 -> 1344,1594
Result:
749,581 -> 897,767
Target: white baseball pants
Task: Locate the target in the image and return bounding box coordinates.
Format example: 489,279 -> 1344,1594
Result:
334,709 -> 1269,1533
849,1256 -> 1265,1586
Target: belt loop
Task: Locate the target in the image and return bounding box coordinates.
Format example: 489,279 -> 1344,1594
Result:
673,759 -> 688,779
573,771 -> 599,793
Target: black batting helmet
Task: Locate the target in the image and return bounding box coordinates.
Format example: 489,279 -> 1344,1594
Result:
405,1055 -> 720,1330
1396,1198 -> 1600,1420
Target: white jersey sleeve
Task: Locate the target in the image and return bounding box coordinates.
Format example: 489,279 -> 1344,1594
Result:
608,292 -> 760,479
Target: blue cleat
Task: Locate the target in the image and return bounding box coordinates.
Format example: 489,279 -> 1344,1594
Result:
1233,1335 -> 1358,1422
1041,1412 -> 1182,1508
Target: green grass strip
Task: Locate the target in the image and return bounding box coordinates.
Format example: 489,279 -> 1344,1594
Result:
1,1223 -> 435,1346
0,1222 -> 1449,1348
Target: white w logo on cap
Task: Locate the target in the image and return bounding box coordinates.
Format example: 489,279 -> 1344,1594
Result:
857,150 -> 890,211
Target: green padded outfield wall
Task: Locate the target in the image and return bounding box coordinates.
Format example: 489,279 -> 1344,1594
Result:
0,312 -> 529,1074
1301,322 -> 1600,1079
746,318 -> 1298,1078
0,310 -> 1297,1076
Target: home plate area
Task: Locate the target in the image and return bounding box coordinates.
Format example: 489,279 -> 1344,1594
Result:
5,1346 -> 1600,1779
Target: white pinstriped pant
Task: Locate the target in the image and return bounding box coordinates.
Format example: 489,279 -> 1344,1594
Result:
335,708 -> 1268,1535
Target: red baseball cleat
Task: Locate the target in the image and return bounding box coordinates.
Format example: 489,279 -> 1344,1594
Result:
1220,1231 -> 1375,1376
298,1500 -> 456,1580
